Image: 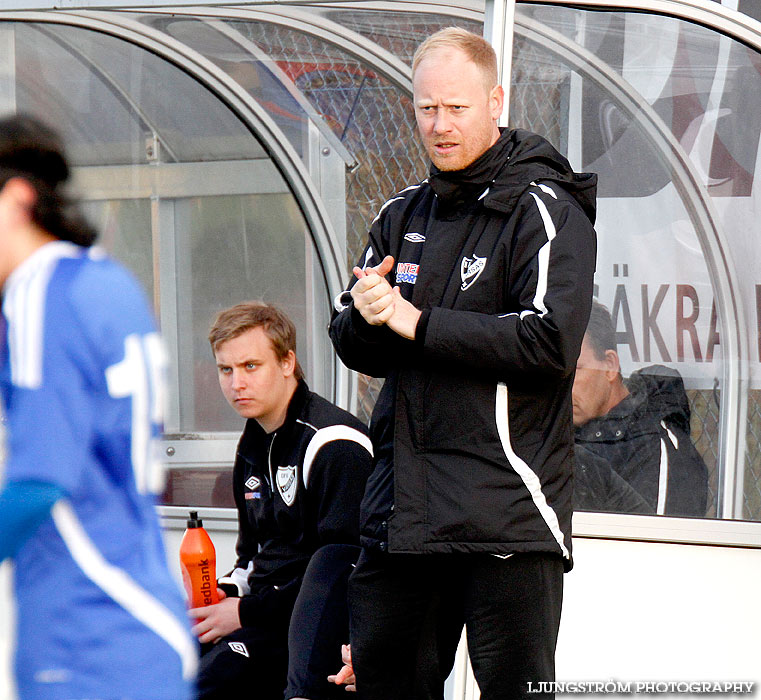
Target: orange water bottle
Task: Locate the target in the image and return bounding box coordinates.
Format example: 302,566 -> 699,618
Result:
179,511 -> 220,608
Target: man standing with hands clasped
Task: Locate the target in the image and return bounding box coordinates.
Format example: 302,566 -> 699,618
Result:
330,28 -> 598,699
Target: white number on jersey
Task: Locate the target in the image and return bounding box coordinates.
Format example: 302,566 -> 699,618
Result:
105,333 -> 168,495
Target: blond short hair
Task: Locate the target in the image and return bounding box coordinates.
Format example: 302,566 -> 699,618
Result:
208,301 -> 304,381
412,27 -> 498,90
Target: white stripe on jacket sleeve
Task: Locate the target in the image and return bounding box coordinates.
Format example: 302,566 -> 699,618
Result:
528,190 -> 558,317
302,425 -> 374,489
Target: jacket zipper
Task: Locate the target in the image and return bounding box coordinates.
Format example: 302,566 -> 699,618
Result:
267,431 -> 277,490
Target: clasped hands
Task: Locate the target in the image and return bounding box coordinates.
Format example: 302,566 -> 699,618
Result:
351,255 -> 420,340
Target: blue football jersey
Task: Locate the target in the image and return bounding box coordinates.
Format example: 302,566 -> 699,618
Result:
0,241 -> 196,700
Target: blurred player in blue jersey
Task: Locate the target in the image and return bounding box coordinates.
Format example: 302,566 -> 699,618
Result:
0,114 -> 196,699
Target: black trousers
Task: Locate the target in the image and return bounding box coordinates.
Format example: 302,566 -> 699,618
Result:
348,550 -> 564,700
197,544 -> 360,700
286,544 -> 360,699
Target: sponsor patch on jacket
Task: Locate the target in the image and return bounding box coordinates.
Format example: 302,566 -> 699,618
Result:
244,475 -> 261,500
276,465 -> 298,506
404,232 -> 426,243
396,262 -> 419,285
460,254 -> 487,291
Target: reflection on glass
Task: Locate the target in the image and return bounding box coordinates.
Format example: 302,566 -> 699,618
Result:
141,15 -> 310,158
174,193 -> 312,433
322,9 -> 482,67
15,22 -> 263,165
164,467 -> 235,508
81,200 -> 153,301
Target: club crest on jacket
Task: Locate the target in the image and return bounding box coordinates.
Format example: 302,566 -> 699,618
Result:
460,254 -> 486,291
276,465 -> 298,506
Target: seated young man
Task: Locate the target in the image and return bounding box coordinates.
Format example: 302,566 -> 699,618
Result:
192,301 -> 373,700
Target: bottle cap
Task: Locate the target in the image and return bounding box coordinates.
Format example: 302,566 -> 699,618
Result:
187,510 -> 203,528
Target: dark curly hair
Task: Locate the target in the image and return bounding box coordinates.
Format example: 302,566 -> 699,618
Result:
0,113 -> 96,247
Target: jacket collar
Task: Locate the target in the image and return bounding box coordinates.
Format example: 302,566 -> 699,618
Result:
483,129 -> 597,224
426,128 -> 597,225
427,128 -> 514,215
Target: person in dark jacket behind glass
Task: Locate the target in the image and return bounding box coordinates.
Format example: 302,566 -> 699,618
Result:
573,300 -> 709,516
573,444 -> 653,514
330,27 -> 597,700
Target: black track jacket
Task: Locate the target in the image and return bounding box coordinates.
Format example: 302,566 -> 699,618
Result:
226,381 -> 373,625
330,129 -> 597,570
